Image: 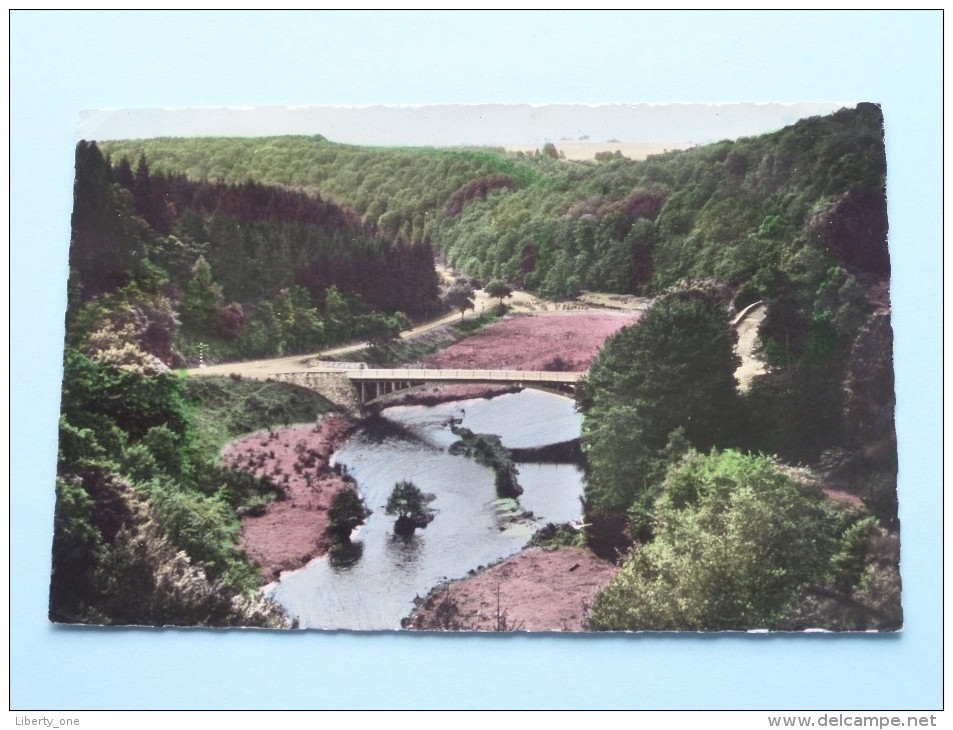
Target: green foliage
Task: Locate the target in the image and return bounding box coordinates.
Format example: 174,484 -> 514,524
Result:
443,283 -> 475,320
448,426 -> 522,499
50,468 -> 287,627
582,289 -> 740,448
69,141 -> 151,300
484,279 -> 513,306
102,106 -> 886,308
52,354 -> 339,625
49,476 -> 102,618
69,281 -> 182,372
236,286 -> 326,358
581,289 -> 741,549
743,264 -> 871,466
56,107 -> 896,627
742,360 -> 844,464
61,349 -> 190,449
588,451 -> 866,631
385,479 -> 427,517
362,310 -> 412,364
452,308 -> 502,335
138,477 -> 260,594
179,256 -> 224,339
385,480 -> 434,535
529,523 -> 586,549
327,487 -> 369,543
104,137 -> 540,248
182,375 -> 335,460
70,144 -> 443,365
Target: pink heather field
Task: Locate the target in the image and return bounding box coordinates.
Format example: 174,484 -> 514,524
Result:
423,311 -> 640,371
221,417 -> 356,581
407,547 -> 620,632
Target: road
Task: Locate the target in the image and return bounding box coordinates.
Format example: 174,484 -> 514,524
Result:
188,285 -> 761,387
732,302 -> 768,391
189,286 -> 552,379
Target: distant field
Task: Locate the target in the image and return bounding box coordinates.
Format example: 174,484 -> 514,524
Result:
504,141 -> 691,161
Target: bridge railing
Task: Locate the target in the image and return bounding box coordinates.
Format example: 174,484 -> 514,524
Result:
345,368 -> 584,383
272,366 -> 586,384
311,361 -> 368,370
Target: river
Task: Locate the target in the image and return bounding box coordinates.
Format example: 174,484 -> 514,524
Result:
265,389 -> 585,630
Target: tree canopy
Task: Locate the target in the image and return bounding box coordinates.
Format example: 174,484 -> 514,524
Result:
327,488 -> 369,543
588,450 -> 873,631
580,288 -> 741,548
484,279 -> 513,307
385,480 -> 434,536
443,283 -> 476,321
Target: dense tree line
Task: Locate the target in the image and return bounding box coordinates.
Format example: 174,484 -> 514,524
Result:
52,350 -> 304,626
105,105 -> 887,308
578,278 -> 898,630
55,141 -> 441,624
68,143 -> 440,366
104,136 -> 540,247
579,289 -> 741,553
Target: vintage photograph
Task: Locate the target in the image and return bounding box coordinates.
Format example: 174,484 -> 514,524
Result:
51,103 -> 900,632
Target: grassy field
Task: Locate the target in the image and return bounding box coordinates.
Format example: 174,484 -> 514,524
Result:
183,376 -> 337,461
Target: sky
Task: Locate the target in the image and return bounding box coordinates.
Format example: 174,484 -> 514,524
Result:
78,102 -> 847,146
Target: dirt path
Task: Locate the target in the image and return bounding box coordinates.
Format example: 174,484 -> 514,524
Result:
733,301 -> 768,391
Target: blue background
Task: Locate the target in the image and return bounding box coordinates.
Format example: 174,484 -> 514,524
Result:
10,10 -> 943,710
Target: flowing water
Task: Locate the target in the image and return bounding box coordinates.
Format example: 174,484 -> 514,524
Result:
266,389 -> 585,630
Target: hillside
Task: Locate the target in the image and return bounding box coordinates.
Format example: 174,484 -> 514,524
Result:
103,103 -> 887,304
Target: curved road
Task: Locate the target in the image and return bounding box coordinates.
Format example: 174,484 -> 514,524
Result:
189,287 -> 559,379
189,293 -> 767,392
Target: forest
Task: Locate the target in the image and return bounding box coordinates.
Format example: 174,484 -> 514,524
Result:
52,103 -> 899,630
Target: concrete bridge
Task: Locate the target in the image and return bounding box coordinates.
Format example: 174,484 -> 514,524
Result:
346,367 -> 582,405
263,365 -> 583,412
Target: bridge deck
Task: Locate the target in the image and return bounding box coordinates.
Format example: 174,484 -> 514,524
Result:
340,368 -> 584,383
260,366 -> 583,409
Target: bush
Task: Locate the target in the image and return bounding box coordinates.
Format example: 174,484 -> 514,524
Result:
385,480 -> 434,536
588,451 -> 870,631
327,487 -> 369,543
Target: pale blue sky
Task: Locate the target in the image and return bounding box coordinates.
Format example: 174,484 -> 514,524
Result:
78,102 -> 846,146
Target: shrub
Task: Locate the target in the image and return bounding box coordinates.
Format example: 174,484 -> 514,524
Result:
327,487 -> 369,544
385,480 -> 434,536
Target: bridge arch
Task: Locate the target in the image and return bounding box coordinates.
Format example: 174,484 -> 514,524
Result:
345,367 -> 584,407
360,379 -> 577,408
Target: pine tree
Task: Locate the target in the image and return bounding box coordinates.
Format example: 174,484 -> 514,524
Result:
180,256 -> 224,339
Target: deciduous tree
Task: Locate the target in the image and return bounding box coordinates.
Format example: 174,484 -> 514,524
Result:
385,480 -> 433,536
327,488 -> 369,544
589,450 -> 870,631
484,279 -> 513,308
580,288 -> 741,549
443,283 -> 475,321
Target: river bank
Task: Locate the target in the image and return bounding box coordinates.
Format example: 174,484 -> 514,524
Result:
405,547 -> 619,631
222,415 -> 356,581
378,383 -> 519,407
